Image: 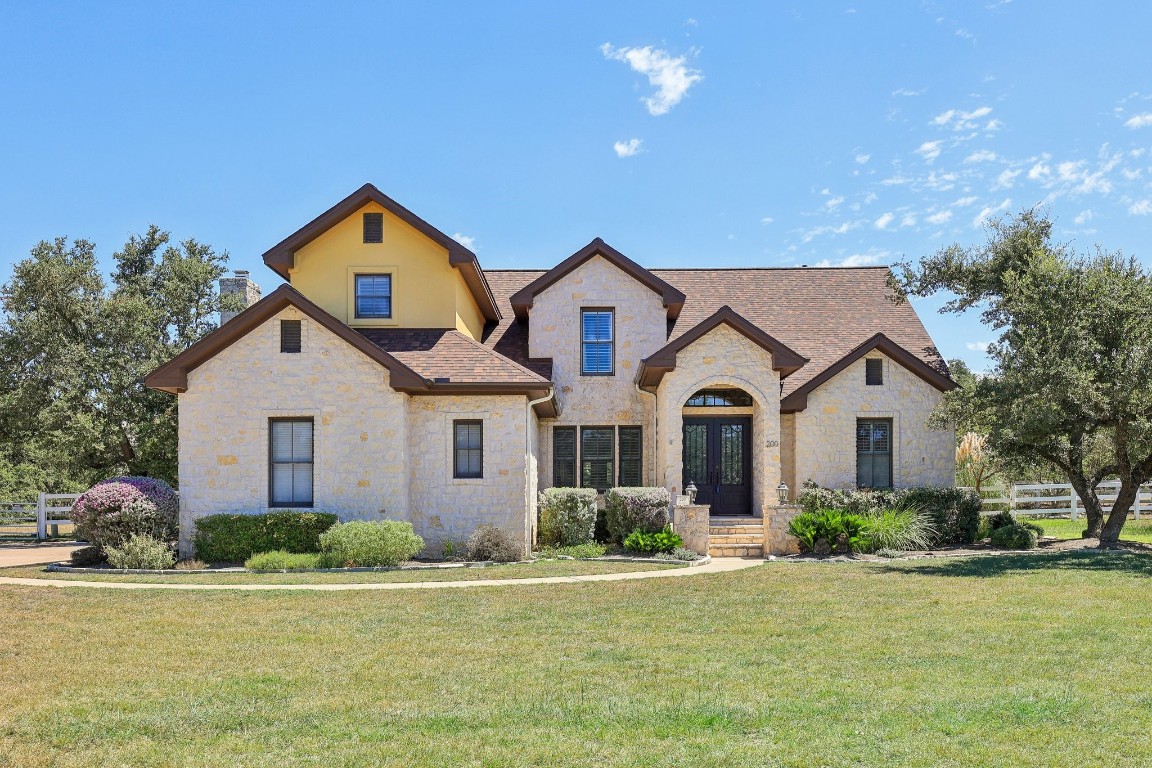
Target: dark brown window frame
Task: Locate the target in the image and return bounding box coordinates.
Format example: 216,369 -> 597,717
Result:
354,273 -> 393,319
362,212 -> 384,243
453,419 -> 484,479
580,425 -> 615,492
280,319 -> 301,353
865,358 -> 884,386
268,417 -> 314,508
618,426 -> 643,487
580,307 -> 615,376
856,417 -> 893,490
552,426 -> 577,488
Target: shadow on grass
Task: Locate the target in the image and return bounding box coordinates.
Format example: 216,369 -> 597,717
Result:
880,549 -> 1152,578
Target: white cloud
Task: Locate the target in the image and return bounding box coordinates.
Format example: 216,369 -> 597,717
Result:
964,149 -> 998,163
952,196 -> 979,207
900,212 -> 918,228
799,220 -> 863,243
880,174 -> 912,186
1124,113 -> 1152,129
811,251 -> 890,268
613,138 -> 644,157
932,106 -> 994,131
926,210 -> 953,225
874,212 -> 895,230
915,140 -> 943,163
966,341 -> 991,352
1074,209 -> 1094,225
1027,162 -> 1051,181
863,192 -> 878,204
760,216 -> 774,225
892,88 -> 926,97
855,153 -> 871,164
984,119 -> 1004,131
972,198 -> 1012,227
993,168 -> 1021,189
451,233 -> 476,251
825,195 -> 845,210
1130,199 -> 1152,215
601,43 -> 703,116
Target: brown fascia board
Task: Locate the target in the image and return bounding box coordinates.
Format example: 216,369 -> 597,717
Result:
508,237 -> 686,321
395,382 -> 559,417
779,332 -> 957,413
144,284 -> 429,393
261,183 -> 501,322
636,306 -> 809,388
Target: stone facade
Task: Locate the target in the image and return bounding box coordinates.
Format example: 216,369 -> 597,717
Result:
672,503 -> 710,555
654,324 -> 782,514
792,352 -> 955,489
764,504 -> 803,555
529,255 -> 667,488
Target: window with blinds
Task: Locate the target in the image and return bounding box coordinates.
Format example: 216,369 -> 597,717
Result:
618,427 -> 642,486
280,319 -> 301,353
552,427 -> 577,487
354,274 -> 392,319
866,358 -> 883,385
453,420 -> 483,479
269,419 -> 314,507
581,309 -> 614,375
856,419 -> 892,489
363,212 -> 384,243
581,427 -> 614,492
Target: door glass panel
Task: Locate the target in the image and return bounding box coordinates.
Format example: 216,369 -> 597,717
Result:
719,424 -> 744,486
684,424 -> 708,486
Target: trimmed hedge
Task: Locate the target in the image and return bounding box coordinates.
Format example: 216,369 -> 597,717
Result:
990,523 -> 1038,550
604,487 -> 670,543
796,484 -> 981,547
538,488 -> 598,547
194,511 -> 340,563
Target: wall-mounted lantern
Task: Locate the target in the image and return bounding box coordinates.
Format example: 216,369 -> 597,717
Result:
685,482 -> 698,504
776,482 -> 790,504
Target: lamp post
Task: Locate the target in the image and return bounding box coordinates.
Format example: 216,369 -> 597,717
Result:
776,482 -> 790,505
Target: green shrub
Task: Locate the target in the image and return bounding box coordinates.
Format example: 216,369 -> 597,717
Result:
245,550 -> 321,571
990,523 -> 1038,550
69,545 -> 105,567
786,509 -> 869,554
318,521 -> 424,568
536,542 -> 607,560
623,525 -> 683,554
104,534 -> 176,570
862,506 -> 937,552
194,511 -> 340,562
604,487 -> 670,543
465,525 -> 522,562
538,488 -> 598,546
797,484 -> 982,546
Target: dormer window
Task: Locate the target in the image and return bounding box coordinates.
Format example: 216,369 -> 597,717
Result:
363,212 -> 384,243
354,274 -> 392,319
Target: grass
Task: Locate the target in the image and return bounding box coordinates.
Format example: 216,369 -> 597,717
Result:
1021,515 -> 1152,544
2,551 -> 1151,767
0,558 -> 678,585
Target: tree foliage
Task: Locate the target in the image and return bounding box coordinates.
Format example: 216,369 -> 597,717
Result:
895,210 -> 1152,544
0,228 -> 229,497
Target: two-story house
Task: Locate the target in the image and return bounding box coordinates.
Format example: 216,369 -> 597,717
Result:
147,184 -> 956,557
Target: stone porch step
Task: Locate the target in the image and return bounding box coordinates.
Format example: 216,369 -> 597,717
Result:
709,534 -> 764,546
709,544 -> 764,557
709,526 -> 764,536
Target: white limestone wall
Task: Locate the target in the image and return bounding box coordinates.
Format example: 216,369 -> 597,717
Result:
793,352 -> 955,489
407,394 -> 533,557
529,255 -> 668,487
654,324 -> 783,514
176,307 -> 410,554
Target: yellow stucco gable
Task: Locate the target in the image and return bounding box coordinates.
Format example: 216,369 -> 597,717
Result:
288,201 -> 485,338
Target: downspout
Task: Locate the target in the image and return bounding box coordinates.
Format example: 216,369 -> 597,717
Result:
635,381 -> 658,489
525,387 -> 556,557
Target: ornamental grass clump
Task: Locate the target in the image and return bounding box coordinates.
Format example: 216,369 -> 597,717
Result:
245,550 -> 321,571
70,476 -> 179,551
317,520 -> 424,568
538,488 -> 598,546
604,487 -> 670,543
862,506 -> 937,552
104,534 -> 176,570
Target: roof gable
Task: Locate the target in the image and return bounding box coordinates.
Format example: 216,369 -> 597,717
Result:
637,305 -> 809,388
261,184 -> 500,322
779,332 -> 956,413
508,238 -> 685,321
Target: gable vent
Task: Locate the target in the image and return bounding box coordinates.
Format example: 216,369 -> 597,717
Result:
363,212 -> 384,243
865,358 -> 883,385
281,319 -> 302,353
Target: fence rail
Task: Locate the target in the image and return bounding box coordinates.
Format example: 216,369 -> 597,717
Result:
970,481 -> 1152,521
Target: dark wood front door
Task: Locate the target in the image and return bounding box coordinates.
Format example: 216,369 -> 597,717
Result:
683,417 -> 752,516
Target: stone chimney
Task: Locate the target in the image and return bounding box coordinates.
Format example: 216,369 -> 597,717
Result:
219,270 -> 261,325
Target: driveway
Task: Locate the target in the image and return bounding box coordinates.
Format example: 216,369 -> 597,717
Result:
0,542 -> 84,568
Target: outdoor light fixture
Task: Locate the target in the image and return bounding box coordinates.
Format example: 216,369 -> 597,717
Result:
685,482 -> 697,504
776,482 -> 789,504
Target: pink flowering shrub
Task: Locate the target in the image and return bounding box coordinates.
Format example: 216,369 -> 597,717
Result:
70,476 -> 179,549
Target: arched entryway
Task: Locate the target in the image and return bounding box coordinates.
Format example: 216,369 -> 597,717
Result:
682,388 -> 754,516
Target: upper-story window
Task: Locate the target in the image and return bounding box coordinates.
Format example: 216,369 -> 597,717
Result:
354,274 -> 392,319
866,358 -> 883,385
581,308 -> 614,375
363,212 -> 384,243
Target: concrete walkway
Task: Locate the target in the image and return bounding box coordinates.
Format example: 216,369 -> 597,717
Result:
0,556 -> 763,592
0,542 -> 84,568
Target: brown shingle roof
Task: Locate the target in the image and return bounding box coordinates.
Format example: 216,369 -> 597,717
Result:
481,270 -> 552,379
357,328 -> 550,385
482,266 -> 947,398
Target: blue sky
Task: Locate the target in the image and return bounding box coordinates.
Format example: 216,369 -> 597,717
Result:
2,2 -> 1151,370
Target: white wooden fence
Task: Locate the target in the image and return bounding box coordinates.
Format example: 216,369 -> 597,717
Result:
36,493 -> 81,539
971,481 -> 1152,521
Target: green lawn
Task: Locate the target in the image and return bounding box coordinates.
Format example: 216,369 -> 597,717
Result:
1021,515 -> 1152,544
2,552 -> 1151,767
0,558 -> 679,585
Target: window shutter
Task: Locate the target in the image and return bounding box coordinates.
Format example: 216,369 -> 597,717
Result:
619,427 -> 642,486
553,427 -> 577,487
280,320 -> 301,353
363,212 -> 384,243
866,358 -> 883,385
581,427 -> 614,492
